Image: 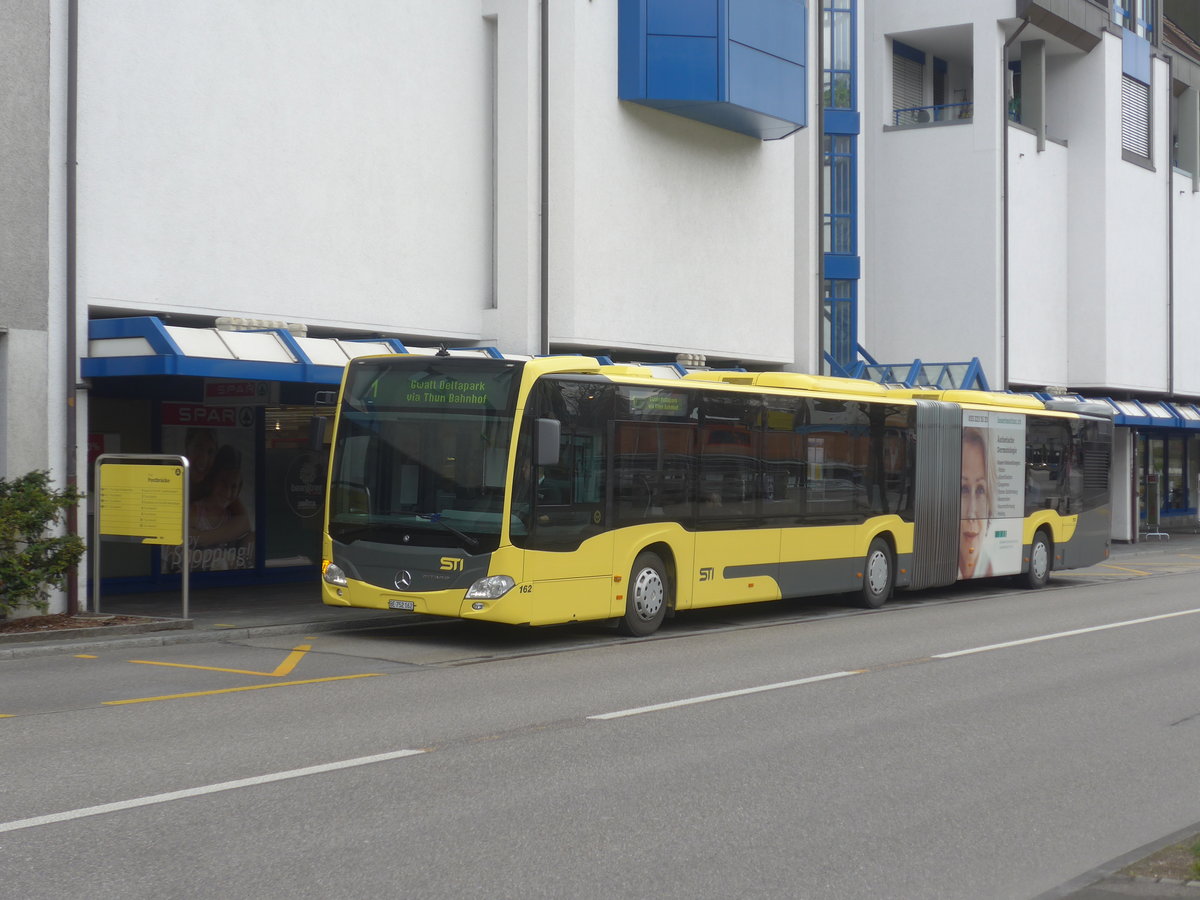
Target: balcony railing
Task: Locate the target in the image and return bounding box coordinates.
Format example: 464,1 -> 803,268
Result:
892,102 -> 973,126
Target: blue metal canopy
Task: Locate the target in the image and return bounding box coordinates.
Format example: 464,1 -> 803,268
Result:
82,317 -> 506,385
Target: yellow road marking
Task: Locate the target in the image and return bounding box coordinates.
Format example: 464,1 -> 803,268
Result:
103,673 -> 383,706
1095,564 -> 1152,576
129,644 -> 313,678
75,654 -> 98,659
0,714 -> 13,719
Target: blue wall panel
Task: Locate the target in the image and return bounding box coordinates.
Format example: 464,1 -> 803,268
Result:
729,42 -> 805,124
648,0 -> 719,36
620,0 -> 807,140
729,0 -> 805,65
647,36 -> 719,101
1122,28 -> 1151,85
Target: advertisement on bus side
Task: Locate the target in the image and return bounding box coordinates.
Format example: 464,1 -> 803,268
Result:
960,410 -> 1025,580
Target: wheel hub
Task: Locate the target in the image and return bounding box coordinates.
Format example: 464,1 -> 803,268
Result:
1032,541 -> 1049,579
632,567 -> 664,620
867,550 -> 889,594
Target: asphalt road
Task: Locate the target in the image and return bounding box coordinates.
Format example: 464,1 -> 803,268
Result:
2,570 -> 1199,899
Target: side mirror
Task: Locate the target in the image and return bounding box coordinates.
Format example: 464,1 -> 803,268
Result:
536,418 -> 561,467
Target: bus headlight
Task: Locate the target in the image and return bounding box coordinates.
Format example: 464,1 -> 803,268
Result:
465,575 -> 515,600
322,561 -> 348,587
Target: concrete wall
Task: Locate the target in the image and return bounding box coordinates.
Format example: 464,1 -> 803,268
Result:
1007,126 -> 1070,388
77,0 -> 806,366
1060,35 -> 1171,393
1173,168 -> 1200,395
0,0 -> 55,479
77,1 -> 497,341
1100,54 -> 1171,393
866,119 -> 1002,373
864,9 -> 1006,380
555,0 -> 798,363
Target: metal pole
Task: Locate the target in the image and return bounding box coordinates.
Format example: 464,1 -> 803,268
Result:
181,459 -> 189,620
92,455 -> 102,614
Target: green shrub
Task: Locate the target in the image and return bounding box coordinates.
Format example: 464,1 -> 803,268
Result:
0,471 -> 86,617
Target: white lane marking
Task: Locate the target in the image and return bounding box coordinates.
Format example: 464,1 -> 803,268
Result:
934,607 -> 1200,659
0,749 -> 425,835
587,670 -> 864,720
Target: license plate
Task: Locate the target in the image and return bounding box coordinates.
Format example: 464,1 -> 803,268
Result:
388,600 -> 415,611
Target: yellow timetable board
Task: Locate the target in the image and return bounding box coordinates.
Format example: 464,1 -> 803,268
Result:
99,464 -> 185,545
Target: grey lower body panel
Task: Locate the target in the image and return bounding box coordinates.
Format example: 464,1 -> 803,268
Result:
726,552 -> 915,599
1057,506 -> 1112,570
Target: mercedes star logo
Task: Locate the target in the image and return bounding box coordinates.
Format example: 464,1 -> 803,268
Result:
395,570 -> 413,590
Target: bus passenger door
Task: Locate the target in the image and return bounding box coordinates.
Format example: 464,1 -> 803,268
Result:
518,381 -> 615,624
693,393 -> 781,608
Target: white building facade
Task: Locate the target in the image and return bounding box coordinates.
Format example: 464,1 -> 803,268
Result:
3,0 -> 1197,610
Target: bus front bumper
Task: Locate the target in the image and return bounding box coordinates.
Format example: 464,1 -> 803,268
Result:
321,577 -> 534,625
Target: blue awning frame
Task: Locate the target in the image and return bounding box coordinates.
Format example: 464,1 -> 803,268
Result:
82,317 -> 506,385
1029,394 -> 1200,430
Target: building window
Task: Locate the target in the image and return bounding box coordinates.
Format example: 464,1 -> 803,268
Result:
823,280 -> 856,372
1121,74 -> 1151,158
1113,0 -> 1156,42
892,40 -> 925,125
823,1 -> 858,377
823,0 -> 854,109
823,135 -> 855,255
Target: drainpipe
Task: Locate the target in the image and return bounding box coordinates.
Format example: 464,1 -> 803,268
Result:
65,0 -> 80,615
1165,52 -> 1174,397
539,0 -> 549,355
1001,17 -> 1031,391
815,0 -> 825,374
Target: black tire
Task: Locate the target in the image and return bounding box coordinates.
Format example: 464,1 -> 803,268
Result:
618,551 -> 669,636
1021,530 -> 1052,589
856,537 -> 893,609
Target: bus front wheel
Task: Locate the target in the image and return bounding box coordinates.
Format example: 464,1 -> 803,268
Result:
857,538 -> 893,609
619,551 -> 668,636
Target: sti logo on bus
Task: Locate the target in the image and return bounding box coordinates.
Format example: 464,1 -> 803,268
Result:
440,557 -> 464,572
699,567 -> 715,582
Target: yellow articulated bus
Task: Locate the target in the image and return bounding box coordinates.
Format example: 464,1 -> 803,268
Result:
321,355 -> 1113,636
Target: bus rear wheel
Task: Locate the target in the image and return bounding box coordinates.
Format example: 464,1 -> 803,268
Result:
857,538 -> 893,609
1020,530 -> 1052,589
619,551 -> 668,636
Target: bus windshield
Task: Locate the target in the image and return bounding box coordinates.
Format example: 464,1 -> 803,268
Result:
328,357 -> 523,552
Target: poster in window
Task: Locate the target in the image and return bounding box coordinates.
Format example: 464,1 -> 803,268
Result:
161,403 -> 256,572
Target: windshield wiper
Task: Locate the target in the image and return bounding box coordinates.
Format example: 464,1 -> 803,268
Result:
416,513 -> 480,549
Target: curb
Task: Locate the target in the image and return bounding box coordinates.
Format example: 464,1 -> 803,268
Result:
0,614 -> 405,661
1034,822 -> 1200,898
0,617 -> 190,646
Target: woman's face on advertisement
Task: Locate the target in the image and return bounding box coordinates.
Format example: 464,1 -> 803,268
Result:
213,467 -> 241,505
188,434 -> 217,479
960,439 -> 988,574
